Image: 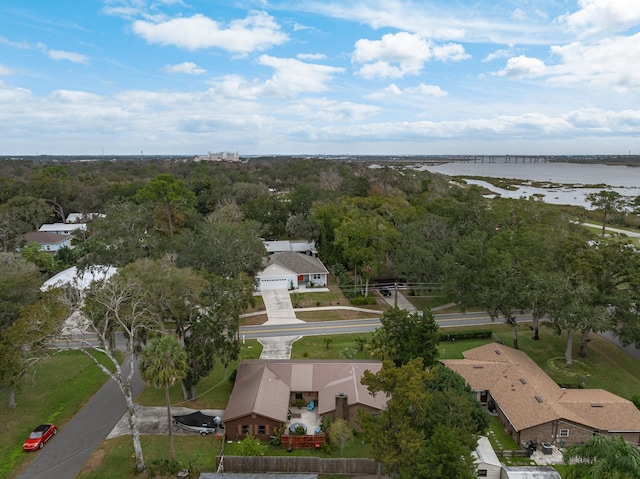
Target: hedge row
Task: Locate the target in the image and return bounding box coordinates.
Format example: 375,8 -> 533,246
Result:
439,330 -> 493,341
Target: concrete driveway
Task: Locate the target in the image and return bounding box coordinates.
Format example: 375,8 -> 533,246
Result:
258,289 -> 306,359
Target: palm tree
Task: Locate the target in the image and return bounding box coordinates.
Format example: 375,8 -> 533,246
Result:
139,334 -> 188,461
564,434 -> 640,478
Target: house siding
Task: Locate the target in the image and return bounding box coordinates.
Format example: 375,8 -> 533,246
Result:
225,415 -> 282,442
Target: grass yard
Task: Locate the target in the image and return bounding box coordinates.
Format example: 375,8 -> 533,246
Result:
295,309 -> 382,322
136,340 -> 263,409
77,431 -> 373,479
0,351 -> 112,479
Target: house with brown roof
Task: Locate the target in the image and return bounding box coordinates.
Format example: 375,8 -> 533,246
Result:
222,360 -> 387,442
19,231 -> 72,252
441,343 -> 640,447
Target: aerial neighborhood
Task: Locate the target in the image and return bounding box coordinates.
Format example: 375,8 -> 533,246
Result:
2,156 -> 640,479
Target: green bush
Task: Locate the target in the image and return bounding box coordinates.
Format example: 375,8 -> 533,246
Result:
350,296 -> 377,305
438,330 -> 493,341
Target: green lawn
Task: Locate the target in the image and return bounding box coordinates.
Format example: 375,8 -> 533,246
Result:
76,432 -> 373,478
0,351 -> 111,479
136,340 -> 263,409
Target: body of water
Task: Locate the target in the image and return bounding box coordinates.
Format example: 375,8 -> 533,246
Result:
418,162 -> 640,208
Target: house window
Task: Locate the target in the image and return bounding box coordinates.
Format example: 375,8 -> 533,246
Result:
559,429 -> 569,438
478,470 -> 488,477
312,274 -> 322,280
295,392 -> 303,400
241,425 -> 249,435
258,425 -> 266,435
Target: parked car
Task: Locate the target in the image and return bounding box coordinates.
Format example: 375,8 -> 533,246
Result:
23,424 -> 57,451
379,288 -> 392,297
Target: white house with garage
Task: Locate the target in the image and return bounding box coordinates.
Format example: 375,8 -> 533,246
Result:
256,251 -> 329,292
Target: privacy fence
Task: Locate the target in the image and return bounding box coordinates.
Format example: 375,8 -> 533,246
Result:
217,455 -> 380,475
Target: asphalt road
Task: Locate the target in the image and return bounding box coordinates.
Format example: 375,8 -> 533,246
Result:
16,356 -> 144,479
238,310 -> 512,339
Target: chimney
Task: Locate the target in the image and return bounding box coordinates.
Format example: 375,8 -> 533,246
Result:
335,393 -> 348,421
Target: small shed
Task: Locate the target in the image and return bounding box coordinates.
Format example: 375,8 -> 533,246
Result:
474,436 -> 502,479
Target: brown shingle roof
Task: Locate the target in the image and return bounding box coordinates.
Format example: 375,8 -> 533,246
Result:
21,231 -> 71,245
441,343 -> 640,433
223,360 -> 386,423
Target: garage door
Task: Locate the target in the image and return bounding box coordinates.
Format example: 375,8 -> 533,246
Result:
260,278 -> 291,291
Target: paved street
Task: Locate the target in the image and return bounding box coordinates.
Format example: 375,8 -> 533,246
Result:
16,357 -> 144,479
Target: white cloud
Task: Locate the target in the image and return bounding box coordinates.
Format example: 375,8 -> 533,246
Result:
483,48 -> 515,62
512,9 -> 526,21
257,55 -> 344,97
297,53 -> 326,61
163,62 -> 206,75
559,0 -> 640,36
364,82 -> 446,100
364,83 -> 405,100
285,97 -> 380,122
209,56 -> 344,99
352,32 -> 431,79
547,33 -> 640,91
432,43 -> 470,61
494,55 -> 546,78
410,83 -> 447,97
132,12 -> 288,54
0,65 -> 16,76
352,32 -> 469,79
48,50 -> 90,65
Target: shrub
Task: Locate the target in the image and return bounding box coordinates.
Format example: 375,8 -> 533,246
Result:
350,296 -> 377,305
237,434 -> 267,456
439,330 -> 493,341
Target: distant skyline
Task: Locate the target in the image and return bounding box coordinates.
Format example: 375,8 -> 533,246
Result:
1,1 -> 639,156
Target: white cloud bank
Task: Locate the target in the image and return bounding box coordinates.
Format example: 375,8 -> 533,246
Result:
132,12 -> 289,54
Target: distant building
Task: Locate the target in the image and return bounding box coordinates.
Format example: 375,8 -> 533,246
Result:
39,223 -> 86,236
19,231 -> 72,252
194,151 -> 240,162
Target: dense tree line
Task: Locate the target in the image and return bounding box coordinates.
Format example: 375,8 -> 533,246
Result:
2,157 -> 640,473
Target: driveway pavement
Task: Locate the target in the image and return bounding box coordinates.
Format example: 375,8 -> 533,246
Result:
258,289 -> 305,359
379,289 -> 417,312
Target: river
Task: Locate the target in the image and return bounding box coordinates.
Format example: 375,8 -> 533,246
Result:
417,161 -> 640,208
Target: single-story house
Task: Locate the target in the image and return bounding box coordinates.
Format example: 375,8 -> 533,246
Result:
39,222 -> 86,236
263,239 -> 317,256
222,360 -> 387,441
19,231 -> 72,252
256,252 -> 329,291
474,436 -> 502,479
441,343 -> 640,447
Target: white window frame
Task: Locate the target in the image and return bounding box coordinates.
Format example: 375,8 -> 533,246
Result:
559,429 -> 569,438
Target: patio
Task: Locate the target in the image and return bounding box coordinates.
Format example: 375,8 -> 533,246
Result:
286,406 -> 323,435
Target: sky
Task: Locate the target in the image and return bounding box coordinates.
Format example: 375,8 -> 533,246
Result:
1,0 -> 640,156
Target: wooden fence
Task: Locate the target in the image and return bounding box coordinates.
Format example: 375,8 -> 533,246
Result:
281,433 -> 326,450
217,456 -> 379,475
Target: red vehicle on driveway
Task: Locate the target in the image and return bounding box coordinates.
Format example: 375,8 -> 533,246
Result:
23,424 -> 57,451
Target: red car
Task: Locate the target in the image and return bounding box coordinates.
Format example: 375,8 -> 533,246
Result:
23,424 -> 57,451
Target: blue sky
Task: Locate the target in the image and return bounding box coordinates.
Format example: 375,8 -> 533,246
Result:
1,0 -> 640,156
